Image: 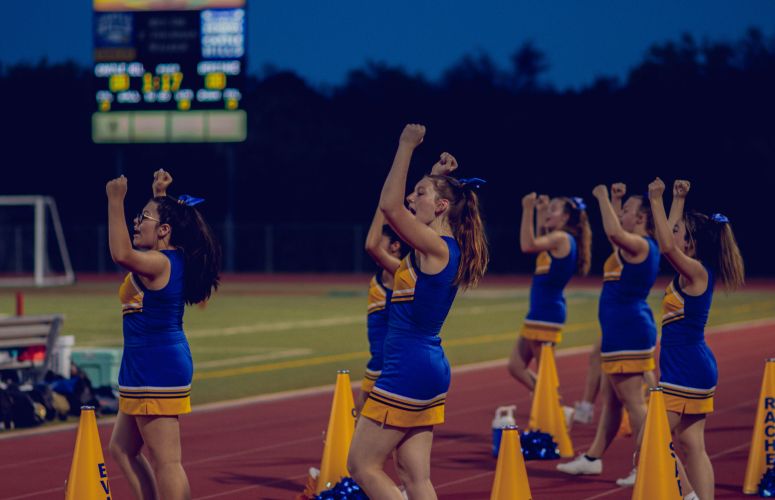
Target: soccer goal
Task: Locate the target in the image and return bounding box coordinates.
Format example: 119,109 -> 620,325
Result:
0,196 -> 75,287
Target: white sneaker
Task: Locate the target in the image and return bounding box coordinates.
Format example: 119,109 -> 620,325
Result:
556,454 -> 603,475
683,492 -> 699,500
616,467 -> 637,487
563,405 -> 575,431
573,400 -> 594,424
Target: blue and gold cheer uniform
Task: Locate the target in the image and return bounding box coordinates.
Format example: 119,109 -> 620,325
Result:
599,238 -> 660,374
118,249 -> 192,415
659,269 -> 717,414
521,233 -> 577,344
362,271 -> 391,393
361,236 -> 460,427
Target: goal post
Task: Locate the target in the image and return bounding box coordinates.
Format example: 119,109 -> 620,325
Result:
0,196 -> 75,287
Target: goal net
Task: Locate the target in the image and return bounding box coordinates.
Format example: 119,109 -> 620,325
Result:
0,196 -> 75,287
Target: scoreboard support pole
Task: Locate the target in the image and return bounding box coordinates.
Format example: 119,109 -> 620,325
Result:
224,144 -> 236,273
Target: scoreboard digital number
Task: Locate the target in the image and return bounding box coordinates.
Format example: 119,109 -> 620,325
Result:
92,0 -> 247,143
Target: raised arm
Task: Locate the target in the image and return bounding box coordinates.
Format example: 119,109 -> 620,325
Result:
379,124 -> 448,260
364,206 -> 401,273
519,193 -> 567,253
106,176 -> 169,279
152,168 -> 173,197
592,184 -> 648,257
534,194 -> 549,236
648,178 -> 706,285
611,183 -> 626,215
668,179 -> 690,228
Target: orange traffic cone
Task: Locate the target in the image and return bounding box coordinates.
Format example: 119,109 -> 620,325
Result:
528,343 -> 573,457
632,387 -> 681,500
490,425 -> 532,500
316,370 -> 357,494
617,409 -> 632,437
65,406 -> 111,499
743,358 -> 775,495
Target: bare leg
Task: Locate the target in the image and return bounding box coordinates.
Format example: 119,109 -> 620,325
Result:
507,336 -> 537,392
673,412 -> 714,500
586,374 -> 623,457
609,373 -> 648,449
109,412 -> 158,499
581,337 -> 602,404
395,426 -> 437,500
348,417 -> 406,500
137,416 -> 190,500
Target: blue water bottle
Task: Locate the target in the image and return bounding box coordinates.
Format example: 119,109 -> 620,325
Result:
491,405 -> 516,457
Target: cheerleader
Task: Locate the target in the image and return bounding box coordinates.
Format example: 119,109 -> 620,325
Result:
348,125 -> 489,499
648,177 -> 744,499
508,193 -> 591,394
558,183 -> 659,486
106,170 -> 221,500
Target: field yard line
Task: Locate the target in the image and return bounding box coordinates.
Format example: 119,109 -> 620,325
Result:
195,348 -> 313,369
194,321 -> 599,380
185,302 -> 528,339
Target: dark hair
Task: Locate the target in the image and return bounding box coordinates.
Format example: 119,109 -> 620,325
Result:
426,175 -> 489,289
381,224 -> 410,258
154,196 -> 222,305
683,211 -> 745,291
558,197 -> 592,276
629,195 -> 655,235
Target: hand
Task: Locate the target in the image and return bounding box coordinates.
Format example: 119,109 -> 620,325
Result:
522,192 -> 537,208
430,152 -> 458,176
535,194 -> 550,212
152,168 -> 173,197
611,183 -> 626,200
592,184 -> 609,200
106,176 -> 128,201
673,179 -> 690,199
648,177 -> 666,200
399,124 -> 426,149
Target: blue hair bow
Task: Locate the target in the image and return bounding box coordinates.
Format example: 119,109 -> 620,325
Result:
177,194 -> 205,207
571,197 -> 587,211
458,177 -> 487,189
711,213 -> 729,224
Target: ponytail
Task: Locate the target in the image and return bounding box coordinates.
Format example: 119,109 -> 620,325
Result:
154,196 -> 222,304
559,197 -> 592,276
427,175 -> 489,289
684,211 -> 745,292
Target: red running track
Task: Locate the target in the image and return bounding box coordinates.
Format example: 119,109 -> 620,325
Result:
0,319 -> 772,499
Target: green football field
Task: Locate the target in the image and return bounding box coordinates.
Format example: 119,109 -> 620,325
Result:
2,277 -> 774,406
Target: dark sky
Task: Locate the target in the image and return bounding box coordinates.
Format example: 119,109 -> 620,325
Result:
1,0 -> 773,89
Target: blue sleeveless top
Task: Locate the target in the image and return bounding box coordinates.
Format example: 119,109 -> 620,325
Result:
599,237 -> 660,346
119,249 -> 186,348
389,236 -> 460,338
661,267 -> 714,347
526,233 -> 577,325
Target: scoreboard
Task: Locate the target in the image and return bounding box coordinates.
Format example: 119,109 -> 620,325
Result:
92,0 -> 247,143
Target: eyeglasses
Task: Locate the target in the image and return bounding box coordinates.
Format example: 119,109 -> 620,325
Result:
134,211 -> 161,224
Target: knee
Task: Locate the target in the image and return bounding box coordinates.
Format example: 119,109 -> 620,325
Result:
109,438 -> 134,463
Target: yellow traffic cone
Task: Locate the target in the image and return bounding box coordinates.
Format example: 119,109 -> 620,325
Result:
528,343 -> 573,457
316,370 -> 357,494
490,425 -> 533,500
65,406 -> 111,499
617,409 -> 632,437
743,358 -> 775,495
632,388 -> 681,500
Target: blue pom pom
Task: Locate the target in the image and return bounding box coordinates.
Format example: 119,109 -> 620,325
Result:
759,467 -> 775,497
314,477 -> 369,500
519,430 -> 560,461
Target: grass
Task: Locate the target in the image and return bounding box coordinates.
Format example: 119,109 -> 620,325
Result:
2,278 -> 774,405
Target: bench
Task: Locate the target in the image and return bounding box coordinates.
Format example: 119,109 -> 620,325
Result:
0,314 -> 63,384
